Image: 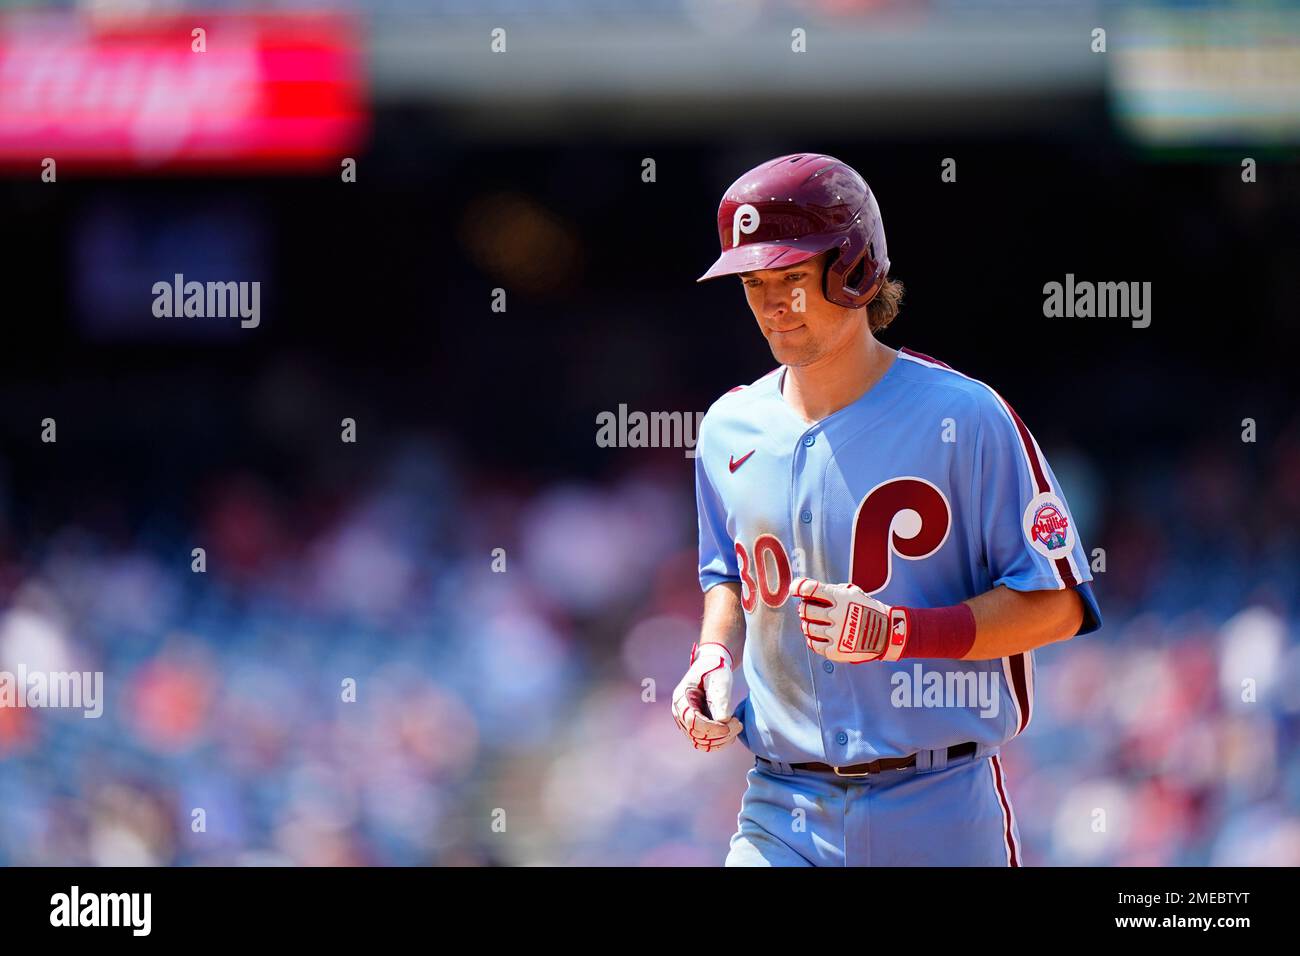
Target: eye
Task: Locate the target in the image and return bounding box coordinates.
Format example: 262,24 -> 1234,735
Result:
786,273 -> 806,282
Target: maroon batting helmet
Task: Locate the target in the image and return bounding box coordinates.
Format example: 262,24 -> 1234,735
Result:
697,153 -> 890,308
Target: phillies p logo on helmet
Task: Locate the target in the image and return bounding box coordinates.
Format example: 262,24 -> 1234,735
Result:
698,153 -> 890,309
731,203 -> 760,249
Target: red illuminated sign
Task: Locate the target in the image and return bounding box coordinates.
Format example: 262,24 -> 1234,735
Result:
0,13 -> 367,172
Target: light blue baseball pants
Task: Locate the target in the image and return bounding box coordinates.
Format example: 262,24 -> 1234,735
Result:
725,747 -> 1022,866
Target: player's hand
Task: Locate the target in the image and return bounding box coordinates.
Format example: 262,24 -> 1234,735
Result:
788,577 -> 910,663
671,642 -> 743,752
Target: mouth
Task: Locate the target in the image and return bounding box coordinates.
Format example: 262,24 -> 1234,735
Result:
769,324 -> 806,337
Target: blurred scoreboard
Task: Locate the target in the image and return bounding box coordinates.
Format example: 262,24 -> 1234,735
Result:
1111,5 -> 1300,147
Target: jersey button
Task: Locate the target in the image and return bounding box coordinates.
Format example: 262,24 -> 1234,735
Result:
835,731 -> 849,746
802,434 -> 816,447
822,660 -> 835,674
800,510 -> 812,523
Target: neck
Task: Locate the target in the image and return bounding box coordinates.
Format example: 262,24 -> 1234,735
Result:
782,324 -> 896,423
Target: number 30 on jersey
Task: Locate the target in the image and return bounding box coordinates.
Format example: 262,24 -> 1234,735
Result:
733,477 -> 952,613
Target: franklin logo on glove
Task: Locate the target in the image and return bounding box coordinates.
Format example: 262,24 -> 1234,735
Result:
789,577 -> 978,664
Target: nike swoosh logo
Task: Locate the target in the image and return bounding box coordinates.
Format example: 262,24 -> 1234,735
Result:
729,450 -> 756,473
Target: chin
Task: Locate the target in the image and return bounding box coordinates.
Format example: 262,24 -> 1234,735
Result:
768,340 -> 818,368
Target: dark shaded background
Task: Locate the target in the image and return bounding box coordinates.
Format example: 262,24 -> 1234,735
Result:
6,119 -> 1296,498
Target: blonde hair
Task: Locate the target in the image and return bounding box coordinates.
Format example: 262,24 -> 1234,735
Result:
867,278 -> 904,334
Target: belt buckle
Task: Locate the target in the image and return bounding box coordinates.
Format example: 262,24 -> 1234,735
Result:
832,764 -> 872,778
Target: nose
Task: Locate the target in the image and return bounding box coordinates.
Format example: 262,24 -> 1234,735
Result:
761,287 -> 789,323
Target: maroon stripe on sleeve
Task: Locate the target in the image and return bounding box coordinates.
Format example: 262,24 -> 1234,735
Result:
997,399 -> 1049,494
899,346 -> 951,369
994,397 -> 1079,587
1053,558 -> 1078,587
902,346 -> 1079,587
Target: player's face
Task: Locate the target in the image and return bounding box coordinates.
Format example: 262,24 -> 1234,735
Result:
738,254 -> 863,367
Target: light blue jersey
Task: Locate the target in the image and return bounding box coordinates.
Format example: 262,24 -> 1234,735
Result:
695,347 -> 1101,767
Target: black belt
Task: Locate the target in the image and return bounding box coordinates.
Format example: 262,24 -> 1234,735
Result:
758,741 -> 978,778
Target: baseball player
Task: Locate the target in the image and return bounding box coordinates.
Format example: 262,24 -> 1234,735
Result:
672,153 -> 1101,866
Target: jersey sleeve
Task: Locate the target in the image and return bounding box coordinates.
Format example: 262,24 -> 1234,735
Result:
972,395 -> 1102,636
695,432 -> 739,593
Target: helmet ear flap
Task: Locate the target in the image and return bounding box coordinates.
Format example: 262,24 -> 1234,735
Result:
821,246 -> 842,303
844,255 -> 867,290
824,229 -> 887,308
823,236 -> 868,307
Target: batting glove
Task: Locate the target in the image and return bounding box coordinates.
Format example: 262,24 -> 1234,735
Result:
671,642 -> 743,752
788,577 -> 910,663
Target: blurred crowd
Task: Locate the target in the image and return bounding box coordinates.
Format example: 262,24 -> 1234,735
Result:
1,407 -> 1299,867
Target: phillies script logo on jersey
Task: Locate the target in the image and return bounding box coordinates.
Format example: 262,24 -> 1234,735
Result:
1022,492 -> 1074,558
1031,505 -> 1069,549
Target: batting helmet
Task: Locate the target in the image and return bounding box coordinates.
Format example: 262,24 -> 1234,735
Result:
697,153 -> 890,309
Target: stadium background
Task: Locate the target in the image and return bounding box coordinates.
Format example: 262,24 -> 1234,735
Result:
1,0 -> 1299,865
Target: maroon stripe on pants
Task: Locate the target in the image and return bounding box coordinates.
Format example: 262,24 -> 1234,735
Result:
1006,652 -> 1032,736
991,755 -> 1020,867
